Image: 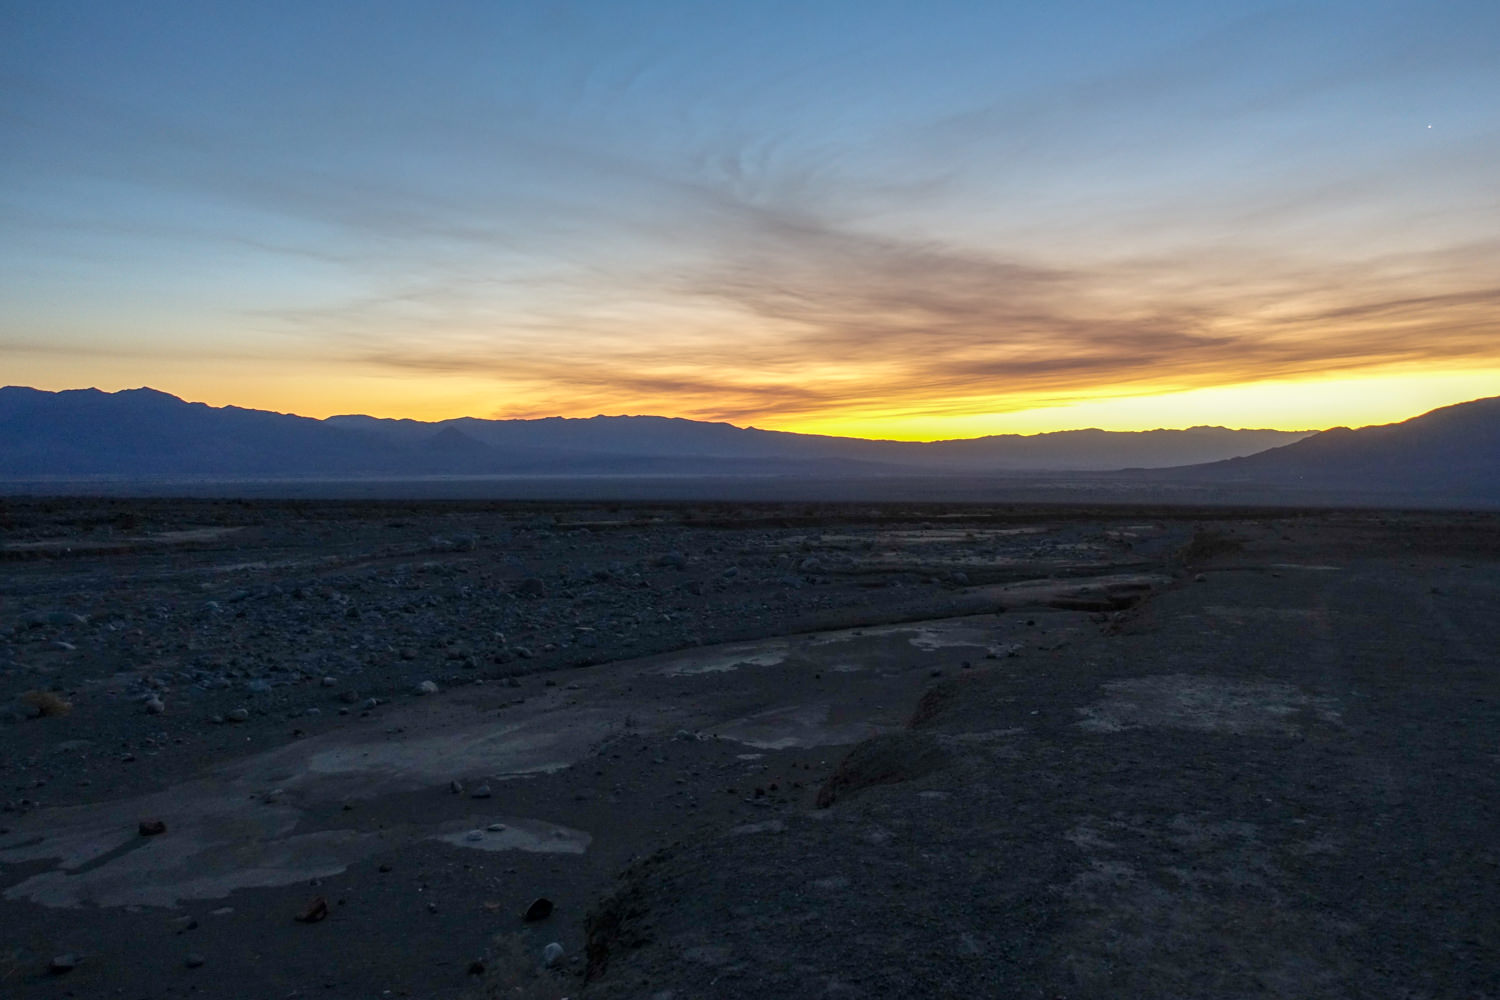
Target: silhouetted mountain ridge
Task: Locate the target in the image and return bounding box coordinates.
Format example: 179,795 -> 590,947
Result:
4,386 -> 1494,502
1144,395 -> 1500,498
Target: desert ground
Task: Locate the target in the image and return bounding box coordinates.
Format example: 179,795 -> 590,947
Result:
1,498 -> 1496,998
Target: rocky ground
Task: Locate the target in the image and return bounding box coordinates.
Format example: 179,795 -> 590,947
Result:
0,498 -> 1496,998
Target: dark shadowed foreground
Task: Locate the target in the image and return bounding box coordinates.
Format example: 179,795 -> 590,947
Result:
1,500 -> 1496,998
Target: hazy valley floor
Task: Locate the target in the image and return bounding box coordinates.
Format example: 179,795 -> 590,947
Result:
0,499 -> 1496,998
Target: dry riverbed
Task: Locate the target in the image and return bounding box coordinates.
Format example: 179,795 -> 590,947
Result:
1,499 -> 1496,998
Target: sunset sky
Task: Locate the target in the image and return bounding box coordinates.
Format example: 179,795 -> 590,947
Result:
3,1 -> 1497,439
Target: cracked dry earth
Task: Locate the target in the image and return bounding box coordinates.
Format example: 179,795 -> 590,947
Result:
1,501 -> 1497,999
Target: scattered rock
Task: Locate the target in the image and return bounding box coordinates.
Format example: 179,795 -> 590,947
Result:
417,680 -> 439,695
20,690 -> 71,717
465,829 -> 485,842
542,942 -> 565,967
450,780 -> 464,795
49,953 -> 78,974
138,818 -> 167,836
184,953 -> 205,969
226,707 -> 250,723
32,611 -> 87,627
295,896 -> 330,923
523,897 -> 555,922
321,676 -> 337,687
657,551 -> 687,570
470,784 -> 492,799
144,696 -> 166,715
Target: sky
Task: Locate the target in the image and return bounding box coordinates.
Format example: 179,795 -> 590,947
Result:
2,0 -> 1498,439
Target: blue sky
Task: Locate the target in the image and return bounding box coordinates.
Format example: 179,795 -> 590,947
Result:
3,0 -> 1497,436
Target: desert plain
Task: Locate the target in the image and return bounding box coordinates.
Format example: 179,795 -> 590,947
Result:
0,497 -> 1496,998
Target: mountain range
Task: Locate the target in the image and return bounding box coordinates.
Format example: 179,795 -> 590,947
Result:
1,386 -> 1495,503
0,386 -> 1306,476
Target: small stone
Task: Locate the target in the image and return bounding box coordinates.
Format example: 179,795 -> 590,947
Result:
449,780 -> 464,795
523,897 -> 554,922
139,818 -> 167,836
144,697 -> 166,715
184,953 -> 205,969
226,707 -> 250,723
417,680 -> 439,695
470,784 -> 491,799
1194,573 -> 1208,583
49,953 -> 78,974
465,829 -> 485,842
542,942 -> 564,967
321,676 -> 337,687
172,916 -> 198,933
486,823 -> 506,832
295,896 -> 329,923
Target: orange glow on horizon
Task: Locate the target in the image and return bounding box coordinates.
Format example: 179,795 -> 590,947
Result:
8,353 -> 1496,441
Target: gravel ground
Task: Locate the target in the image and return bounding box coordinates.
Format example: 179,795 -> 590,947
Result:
1,499 -> 1495,998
